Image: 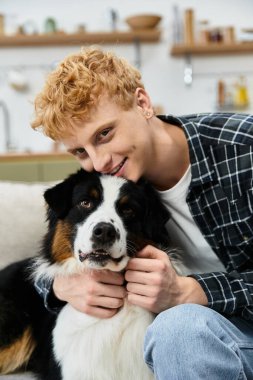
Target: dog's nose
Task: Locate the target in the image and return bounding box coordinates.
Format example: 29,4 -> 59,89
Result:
92,222 -> 117,244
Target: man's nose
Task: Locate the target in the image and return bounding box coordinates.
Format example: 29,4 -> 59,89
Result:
91,153 -> 112,173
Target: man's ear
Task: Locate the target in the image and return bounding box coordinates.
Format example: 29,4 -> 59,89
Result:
44,169 -> 84,219
135,88 -> 153,117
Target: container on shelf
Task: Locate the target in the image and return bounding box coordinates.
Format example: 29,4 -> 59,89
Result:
0,14 -> 4,35
184,9 -> 195,45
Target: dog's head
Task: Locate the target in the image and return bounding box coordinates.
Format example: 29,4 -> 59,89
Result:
42,169 -> 171,275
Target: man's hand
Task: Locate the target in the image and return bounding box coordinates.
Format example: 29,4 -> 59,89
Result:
125,245 -> 208,314
53,270 -> 126,318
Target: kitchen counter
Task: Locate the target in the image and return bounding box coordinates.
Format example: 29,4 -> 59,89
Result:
0,152 -> 80,182
0,152 -> 75,162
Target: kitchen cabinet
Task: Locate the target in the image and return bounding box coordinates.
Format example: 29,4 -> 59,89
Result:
0,153 -> 80,182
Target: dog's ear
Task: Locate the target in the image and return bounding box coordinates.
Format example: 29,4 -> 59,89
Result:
44,169 -> 84,219
137,178 -> 171,246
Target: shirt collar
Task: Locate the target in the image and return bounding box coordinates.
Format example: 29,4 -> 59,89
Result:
157,114 -> 215,188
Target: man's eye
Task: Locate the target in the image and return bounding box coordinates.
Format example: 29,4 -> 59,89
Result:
101,129 -> 110,136
97,128 -> 112,141
79,200 -> 93,209
73,148 -> 87,158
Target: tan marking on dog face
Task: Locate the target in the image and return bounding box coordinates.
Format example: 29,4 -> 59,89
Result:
52,221 -> 73,262
89,188 -> 100,199
0,327 -> 36,374
119,195 -> 129,205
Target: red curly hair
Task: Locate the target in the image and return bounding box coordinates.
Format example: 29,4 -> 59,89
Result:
31,46 -> 144,140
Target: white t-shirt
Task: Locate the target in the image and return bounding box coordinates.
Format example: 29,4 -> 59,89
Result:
158,166 -> 226,275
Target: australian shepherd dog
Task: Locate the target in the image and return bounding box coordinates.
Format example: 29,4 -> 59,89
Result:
0,169 -> 182,380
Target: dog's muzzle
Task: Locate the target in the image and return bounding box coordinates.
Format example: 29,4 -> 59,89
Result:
78,222 -> 122,266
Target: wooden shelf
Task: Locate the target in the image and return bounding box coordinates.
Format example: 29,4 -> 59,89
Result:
0,30 -> 161,47
171,42 -> 253,56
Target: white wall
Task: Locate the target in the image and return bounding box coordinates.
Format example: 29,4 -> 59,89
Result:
0,0 -> 253,153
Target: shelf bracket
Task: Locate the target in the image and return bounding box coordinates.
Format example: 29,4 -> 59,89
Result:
183,54 -> 193,86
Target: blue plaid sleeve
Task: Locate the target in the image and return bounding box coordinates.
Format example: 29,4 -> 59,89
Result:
190,270 -> 253,320
34,277 -> 65,314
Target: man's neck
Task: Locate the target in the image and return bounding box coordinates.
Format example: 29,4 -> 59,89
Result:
147,120 -> 190,191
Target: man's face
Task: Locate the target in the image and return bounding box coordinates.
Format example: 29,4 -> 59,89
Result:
62,93 -> 154,183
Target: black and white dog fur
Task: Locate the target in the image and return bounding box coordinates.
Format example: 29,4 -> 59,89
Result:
0,169 -> 182,380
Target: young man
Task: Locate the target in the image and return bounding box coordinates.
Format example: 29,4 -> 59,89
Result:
32,47 -> 253,379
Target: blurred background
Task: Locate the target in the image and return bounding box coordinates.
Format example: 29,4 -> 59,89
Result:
1,0 -> 253,181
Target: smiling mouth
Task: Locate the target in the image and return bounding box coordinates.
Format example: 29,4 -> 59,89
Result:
78,249 -> 124,263
110,158 -> 127,176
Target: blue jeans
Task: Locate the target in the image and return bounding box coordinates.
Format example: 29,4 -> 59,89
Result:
144,304 -> 253,380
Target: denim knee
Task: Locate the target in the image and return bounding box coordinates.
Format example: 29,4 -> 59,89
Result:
143,304 -> 249,379
145,304 -> 216,347
144,304 -> 212,365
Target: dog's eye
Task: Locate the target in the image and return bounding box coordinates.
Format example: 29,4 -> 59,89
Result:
122,207 -> 135,217
79,200 -> 93,209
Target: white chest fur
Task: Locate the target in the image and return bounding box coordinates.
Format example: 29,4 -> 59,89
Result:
53,302 -> 155,380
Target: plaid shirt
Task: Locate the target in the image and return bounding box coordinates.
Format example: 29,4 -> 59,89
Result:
159,113 -> 253,321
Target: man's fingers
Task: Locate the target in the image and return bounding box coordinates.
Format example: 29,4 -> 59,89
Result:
127,293 -> 155,311
126,282 -> 157,297
89,295 -> 125,309
94,282 -> 127,299
126,257 -> 170,274
125,269 -> 165,288
82,305 -> 120,319
136,245 -> 167,259
90,270 -> 125,285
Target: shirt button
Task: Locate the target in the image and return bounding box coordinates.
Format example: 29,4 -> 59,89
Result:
243,235 -> 249,241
